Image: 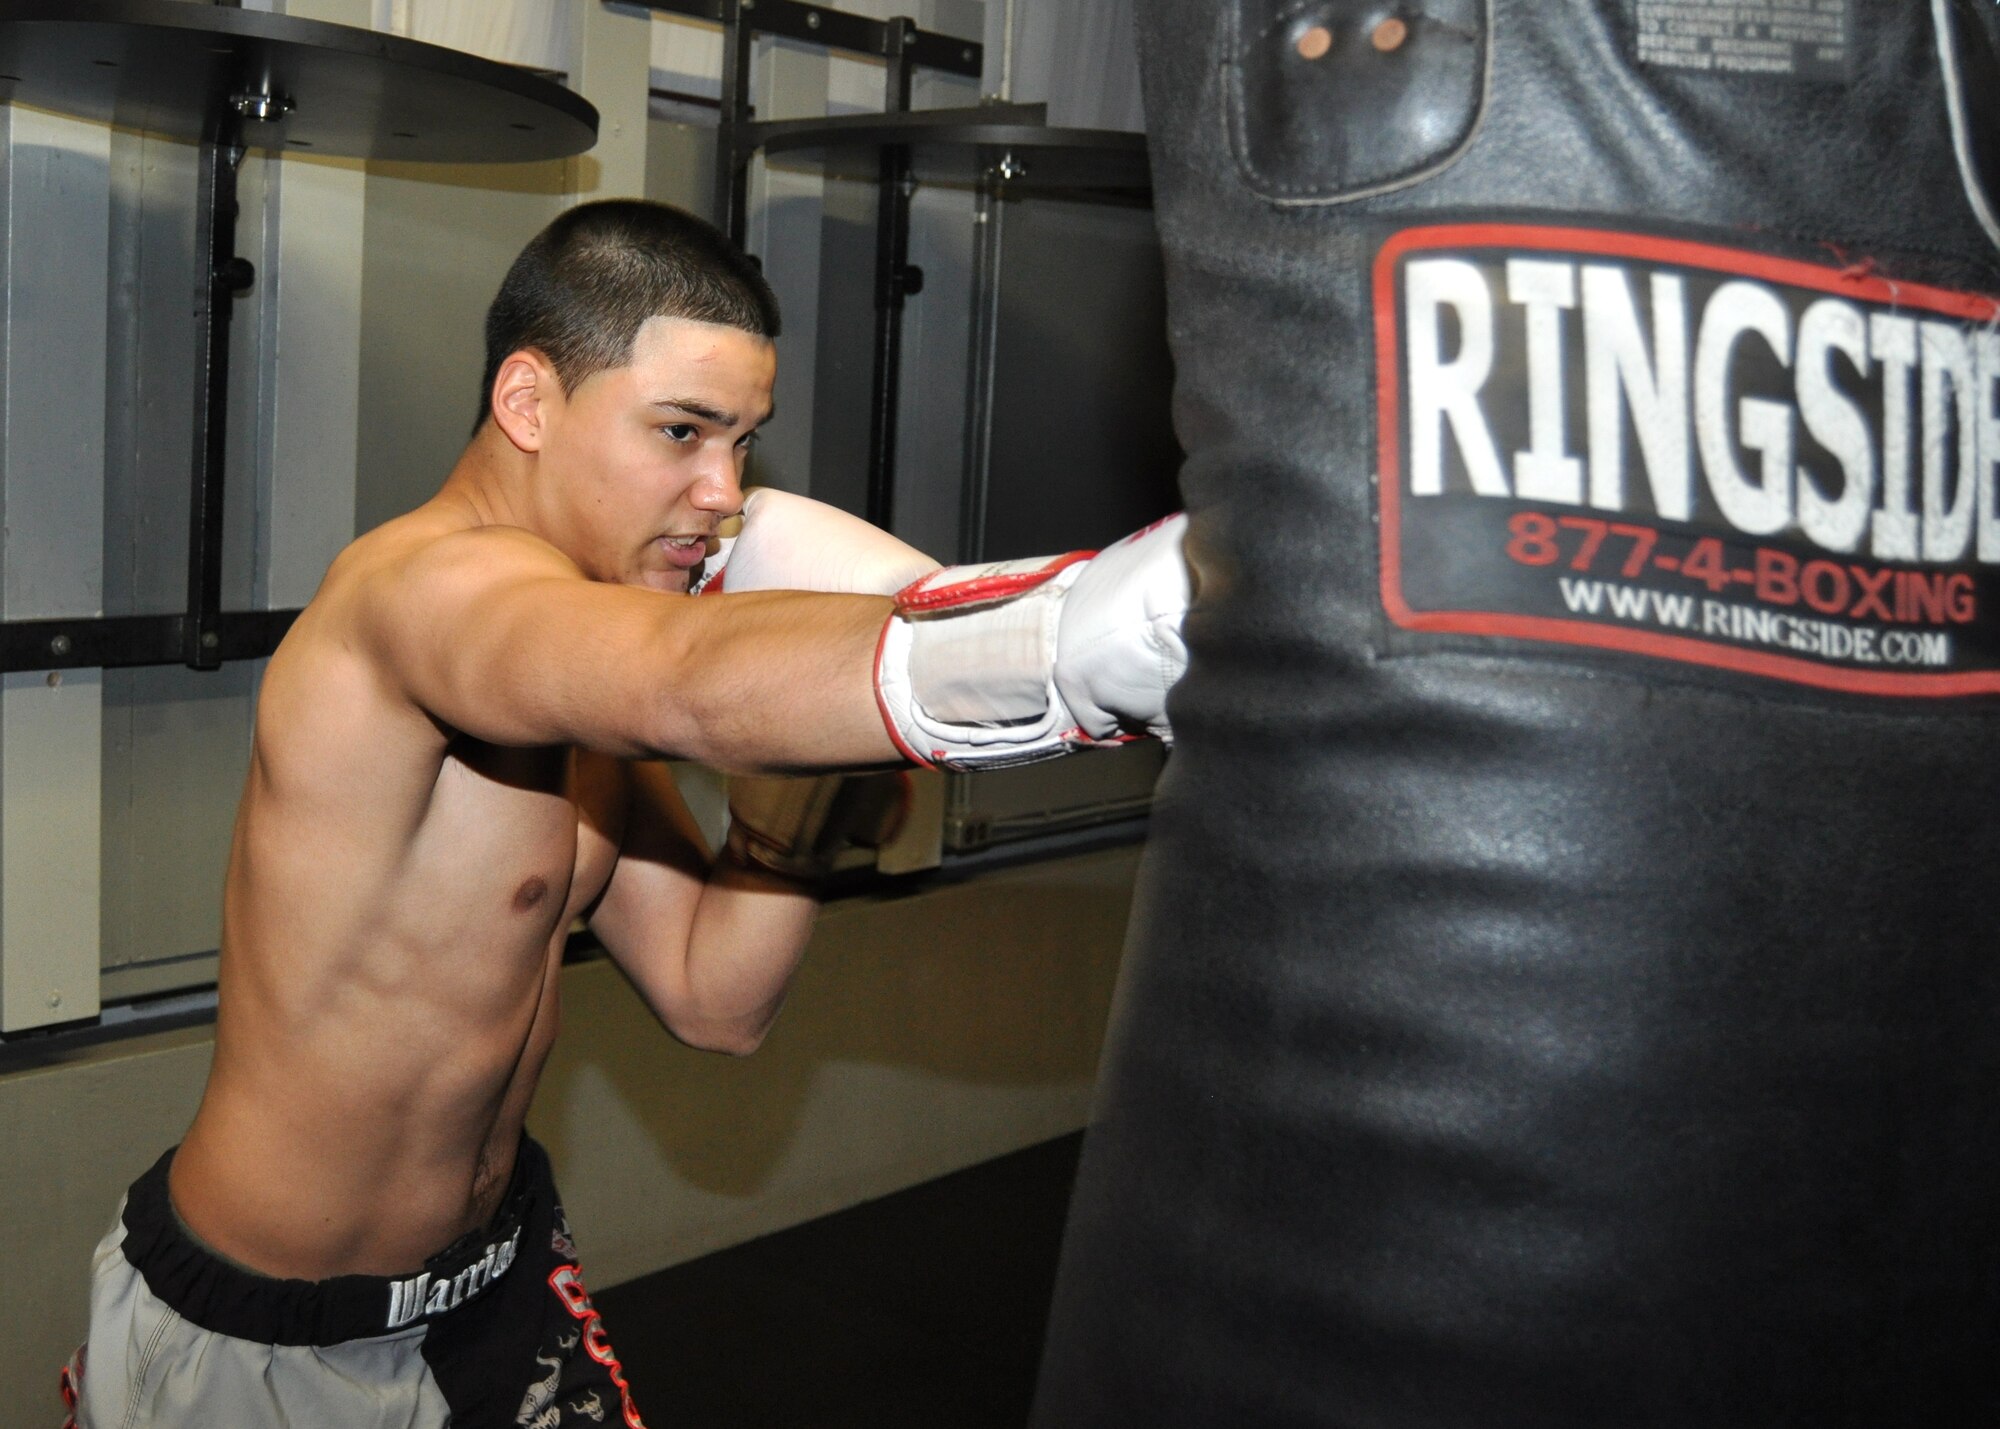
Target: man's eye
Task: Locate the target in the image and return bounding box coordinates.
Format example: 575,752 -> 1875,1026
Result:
663,424 -> 698,442
735,430 -> 760,451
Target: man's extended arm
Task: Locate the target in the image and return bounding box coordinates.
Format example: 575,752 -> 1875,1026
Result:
706,489 -> 1193,770
357,524 -> 897,771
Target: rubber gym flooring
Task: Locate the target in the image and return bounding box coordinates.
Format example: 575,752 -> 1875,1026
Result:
592,1132 -> 1085,1429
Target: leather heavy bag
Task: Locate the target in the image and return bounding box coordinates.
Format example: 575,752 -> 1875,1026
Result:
1033,4 -> 2000,1425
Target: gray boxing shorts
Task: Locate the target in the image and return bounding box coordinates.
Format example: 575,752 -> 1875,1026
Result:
62,1137 -> 644,1429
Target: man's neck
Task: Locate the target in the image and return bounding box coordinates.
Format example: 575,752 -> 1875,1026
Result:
439,427 -> 537,534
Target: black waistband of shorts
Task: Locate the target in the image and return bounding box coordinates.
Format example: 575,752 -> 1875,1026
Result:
120,1136 -> 546,1347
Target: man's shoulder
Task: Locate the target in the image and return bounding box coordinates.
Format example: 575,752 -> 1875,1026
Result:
345,508 -> 571,584
311,510 -> 580,629
260,515 -> 567,749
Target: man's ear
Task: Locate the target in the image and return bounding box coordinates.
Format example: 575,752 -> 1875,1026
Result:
490,349 -> 560,453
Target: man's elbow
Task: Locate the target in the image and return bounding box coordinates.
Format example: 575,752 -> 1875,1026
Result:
666,1011 -> 774,1057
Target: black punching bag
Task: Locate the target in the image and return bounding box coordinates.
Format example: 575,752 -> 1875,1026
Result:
1034,3 -> 2000,1425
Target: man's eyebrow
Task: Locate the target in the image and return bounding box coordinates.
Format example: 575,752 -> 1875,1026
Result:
650,397 -> 739,427
649,397 -> 776,431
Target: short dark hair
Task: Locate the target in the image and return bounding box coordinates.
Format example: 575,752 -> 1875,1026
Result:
475,199 -> 781,432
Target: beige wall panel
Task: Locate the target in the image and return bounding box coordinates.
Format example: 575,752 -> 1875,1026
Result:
531,845 -> 1137,1278
97,663 -> 258,975
744,41 -> 833,497
0,845 -> 1138,1411
253,0 -> 370,605
0,673 -> 104,1031
570,0 -> 651,202
0,103 -> 112,1033
354,161 -> 568,531
0,1024 -> 213,1412
387,0 -> 569,71
645,118 -> 715,219
254,152 -> 366,610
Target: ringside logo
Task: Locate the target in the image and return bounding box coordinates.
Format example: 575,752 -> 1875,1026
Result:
1374,223 -> 2000,695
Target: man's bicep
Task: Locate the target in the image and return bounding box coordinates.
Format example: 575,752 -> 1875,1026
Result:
362,531 -> 681,754
588,761 -> 709,985
354,526 -> 901,769
590,759 -> 822,1052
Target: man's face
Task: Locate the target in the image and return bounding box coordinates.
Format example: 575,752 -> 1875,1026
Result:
534,315 -> 776,592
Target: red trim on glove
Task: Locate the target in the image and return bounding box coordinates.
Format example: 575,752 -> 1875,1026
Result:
893,551 -> 1094,614
1117,514 -> 1178,544
60,1346 -> 83,1425
874,615 -> 938,769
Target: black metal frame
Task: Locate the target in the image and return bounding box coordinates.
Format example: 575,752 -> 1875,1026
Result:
639,1 -> 1156,547
0,115 -> 292,676
690,0 -> 981,250
865,17 -> 919,529
638,0 -> 979,529
0,611 -> 298,673
186,115 -> 254,671
0,1 -> 597,677
4,1 -> 1145,674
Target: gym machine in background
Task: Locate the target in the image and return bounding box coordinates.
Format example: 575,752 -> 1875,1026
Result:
0,0 -> 595,679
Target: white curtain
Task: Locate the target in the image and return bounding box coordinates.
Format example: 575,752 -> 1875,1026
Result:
1009,0 -> 1144,132
362,0 -> 1143,131
373,0 -> 572,75
649,13 -> 726,105
642,0 -> 1145,125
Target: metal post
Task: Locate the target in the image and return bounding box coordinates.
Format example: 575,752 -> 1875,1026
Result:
958,167 -> 1005,564
714,0 -> 754,245
184,118 -> 251,672
865,16 -> 918,530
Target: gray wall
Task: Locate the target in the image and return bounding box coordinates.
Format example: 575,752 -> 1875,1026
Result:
355,157 -> 571,530
987,0 -> 1146,130
0,0 -> 650,1024
1,98 -> 112,1032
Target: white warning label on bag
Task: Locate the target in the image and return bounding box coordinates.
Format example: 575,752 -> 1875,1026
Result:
1633,0 -> 1853,81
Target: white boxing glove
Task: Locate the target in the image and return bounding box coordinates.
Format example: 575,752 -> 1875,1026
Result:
694,487 -> 939,596
696,490 -> 936,875
874,514 -> 1191,771
724,769 -> 911,881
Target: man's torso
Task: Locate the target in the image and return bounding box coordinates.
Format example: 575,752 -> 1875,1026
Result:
169,503 -> 638,1279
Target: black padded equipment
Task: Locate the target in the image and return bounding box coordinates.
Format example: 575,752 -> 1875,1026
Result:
0,0 -> 597,163
1034,3 -> 2000,1425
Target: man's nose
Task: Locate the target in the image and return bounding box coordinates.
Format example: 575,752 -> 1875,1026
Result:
688,454 -> 744,515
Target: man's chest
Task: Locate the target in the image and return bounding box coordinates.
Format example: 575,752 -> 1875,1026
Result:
431,742 -> 626,927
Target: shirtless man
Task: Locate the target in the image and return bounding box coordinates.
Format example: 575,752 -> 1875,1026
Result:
63,200 -> 1189,1428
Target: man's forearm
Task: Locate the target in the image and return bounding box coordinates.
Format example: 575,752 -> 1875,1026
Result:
667,853 -> 820,1054
665,592 -> 899,773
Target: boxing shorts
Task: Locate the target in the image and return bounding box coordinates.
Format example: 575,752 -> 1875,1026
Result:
62,1136 -> 644,1429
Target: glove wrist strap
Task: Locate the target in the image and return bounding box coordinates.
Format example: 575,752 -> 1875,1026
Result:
722,818 -> 827,883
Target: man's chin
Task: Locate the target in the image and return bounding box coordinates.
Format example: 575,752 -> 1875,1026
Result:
629,568 -> 692,595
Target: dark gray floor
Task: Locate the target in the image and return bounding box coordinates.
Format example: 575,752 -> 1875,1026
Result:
592,1132 -> 1085,1429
